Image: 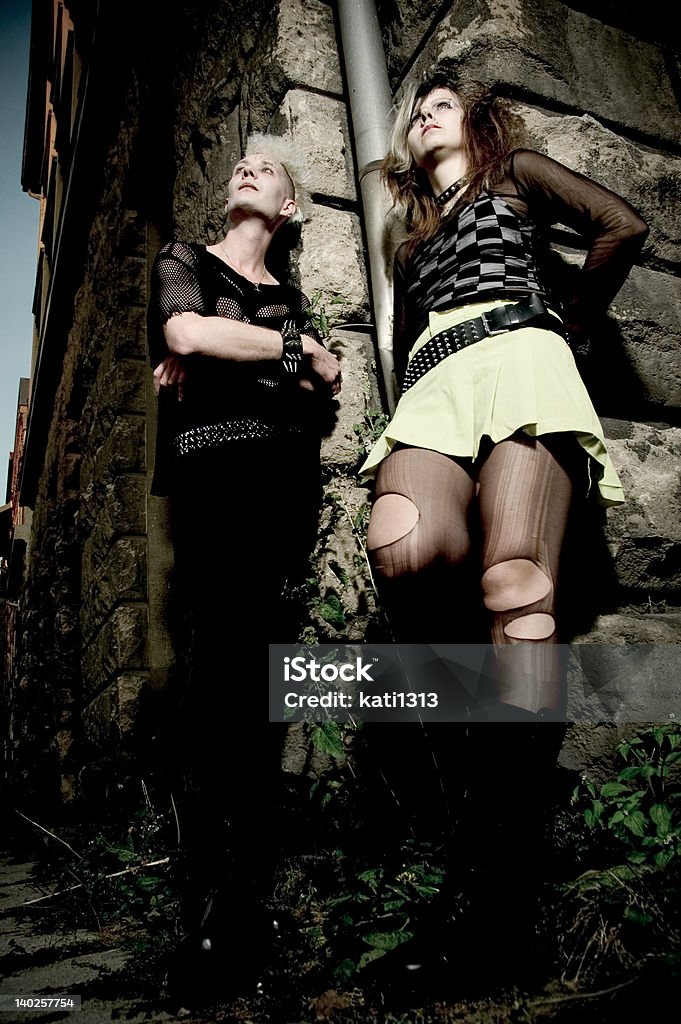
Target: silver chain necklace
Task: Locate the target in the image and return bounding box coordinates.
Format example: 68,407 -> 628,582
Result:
218,240 -> 266,290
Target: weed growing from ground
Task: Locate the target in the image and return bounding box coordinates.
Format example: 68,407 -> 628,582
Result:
19,787 -> 180,992
554,724 -> 681,986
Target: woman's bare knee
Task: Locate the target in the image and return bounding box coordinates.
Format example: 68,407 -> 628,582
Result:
367,494 -> 420,551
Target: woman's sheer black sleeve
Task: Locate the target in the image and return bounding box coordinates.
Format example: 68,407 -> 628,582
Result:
392,249 -> 411,389
510,149 -> 649,337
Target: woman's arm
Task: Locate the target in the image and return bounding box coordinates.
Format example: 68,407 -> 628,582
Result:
510,149 -> 649,338
392,248 -> 412,389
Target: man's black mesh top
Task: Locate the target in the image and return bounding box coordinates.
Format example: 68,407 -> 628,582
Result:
149,241 -> 323,436
148,242 -> 328,493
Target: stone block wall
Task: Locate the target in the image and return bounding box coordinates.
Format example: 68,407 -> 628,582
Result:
14,411 -> 81,804
168,0 -> 380,644
158,0 -> 681,669
376,0 -> 680,764
14,68 -> 174,803
11,0 -> 379,804
380,0 -> 681,623
11,0 -> 680,801
72,137 -> 175,788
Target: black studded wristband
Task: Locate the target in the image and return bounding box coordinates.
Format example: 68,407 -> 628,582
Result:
280,319 -> 303,374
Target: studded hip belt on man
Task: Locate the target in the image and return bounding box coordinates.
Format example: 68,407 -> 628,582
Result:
172,417 -> 304,456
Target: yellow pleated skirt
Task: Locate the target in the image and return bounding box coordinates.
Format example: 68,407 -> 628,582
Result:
360,299 -> 624,506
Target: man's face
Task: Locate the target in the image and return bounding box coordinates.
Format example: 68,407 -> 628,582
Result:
227,154 -> 296,224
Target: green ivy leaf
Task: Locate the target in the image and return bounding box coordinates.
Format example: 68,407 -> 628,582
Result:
135,875 -> 163,892
310,722 -> 346,759
99,840 -> 137,863
650,803 -> 673,836
624,905 -> 654,924
318,594 -> 346,626
333,958 -> 359,981
358,868 -> 383,892
600,782 -> 630,798
362,929 -> 414,951
625,851 -> 648,865
618,766 -> 644,780
420,871 -> 445,886
622,811 -> 648,837
387,884 -> 410,899
608,864 -> 637,882
358,948 -> 386,969
411,883 -> 440,897
323,891 -> 348,908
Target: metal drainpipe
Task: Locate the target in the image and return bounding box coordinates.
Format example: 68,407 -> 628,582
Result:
336,0 -> 398,412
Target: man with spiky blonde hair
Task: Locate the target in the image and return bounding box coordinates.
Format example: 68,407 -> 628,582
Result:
148,136 -> 341,1001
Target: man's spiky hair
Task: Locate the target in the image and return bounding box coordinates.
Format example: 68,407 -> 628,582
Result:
245,132 -> 312,223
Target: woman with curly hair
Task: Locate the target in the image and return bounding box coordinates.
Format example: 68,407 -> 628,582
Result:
362,63 -> 648,717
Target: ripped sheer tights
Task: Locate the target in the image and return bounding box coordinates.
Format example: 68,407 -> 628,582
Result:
366,435 -> 575,712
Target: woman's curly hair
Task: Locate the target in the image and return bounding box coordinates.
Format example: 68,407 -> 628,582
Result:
382,61 -> 528,252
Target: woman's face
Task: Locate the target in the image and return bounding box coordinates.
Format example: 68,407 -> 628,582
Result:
407,87 -> 464,168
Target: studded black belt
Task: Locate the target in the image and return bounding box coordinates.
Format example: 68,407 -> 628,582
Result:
401,294 -> 564,394
172,417 -> 304,456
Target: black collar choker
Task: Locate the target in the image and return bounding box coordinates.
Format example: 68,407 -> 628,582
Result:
435,177 -> 466,207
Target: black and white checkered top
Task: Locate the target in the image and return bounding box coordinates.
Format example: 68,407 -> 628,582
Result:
392,149 -> 649,386
405,189 -> 548,331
